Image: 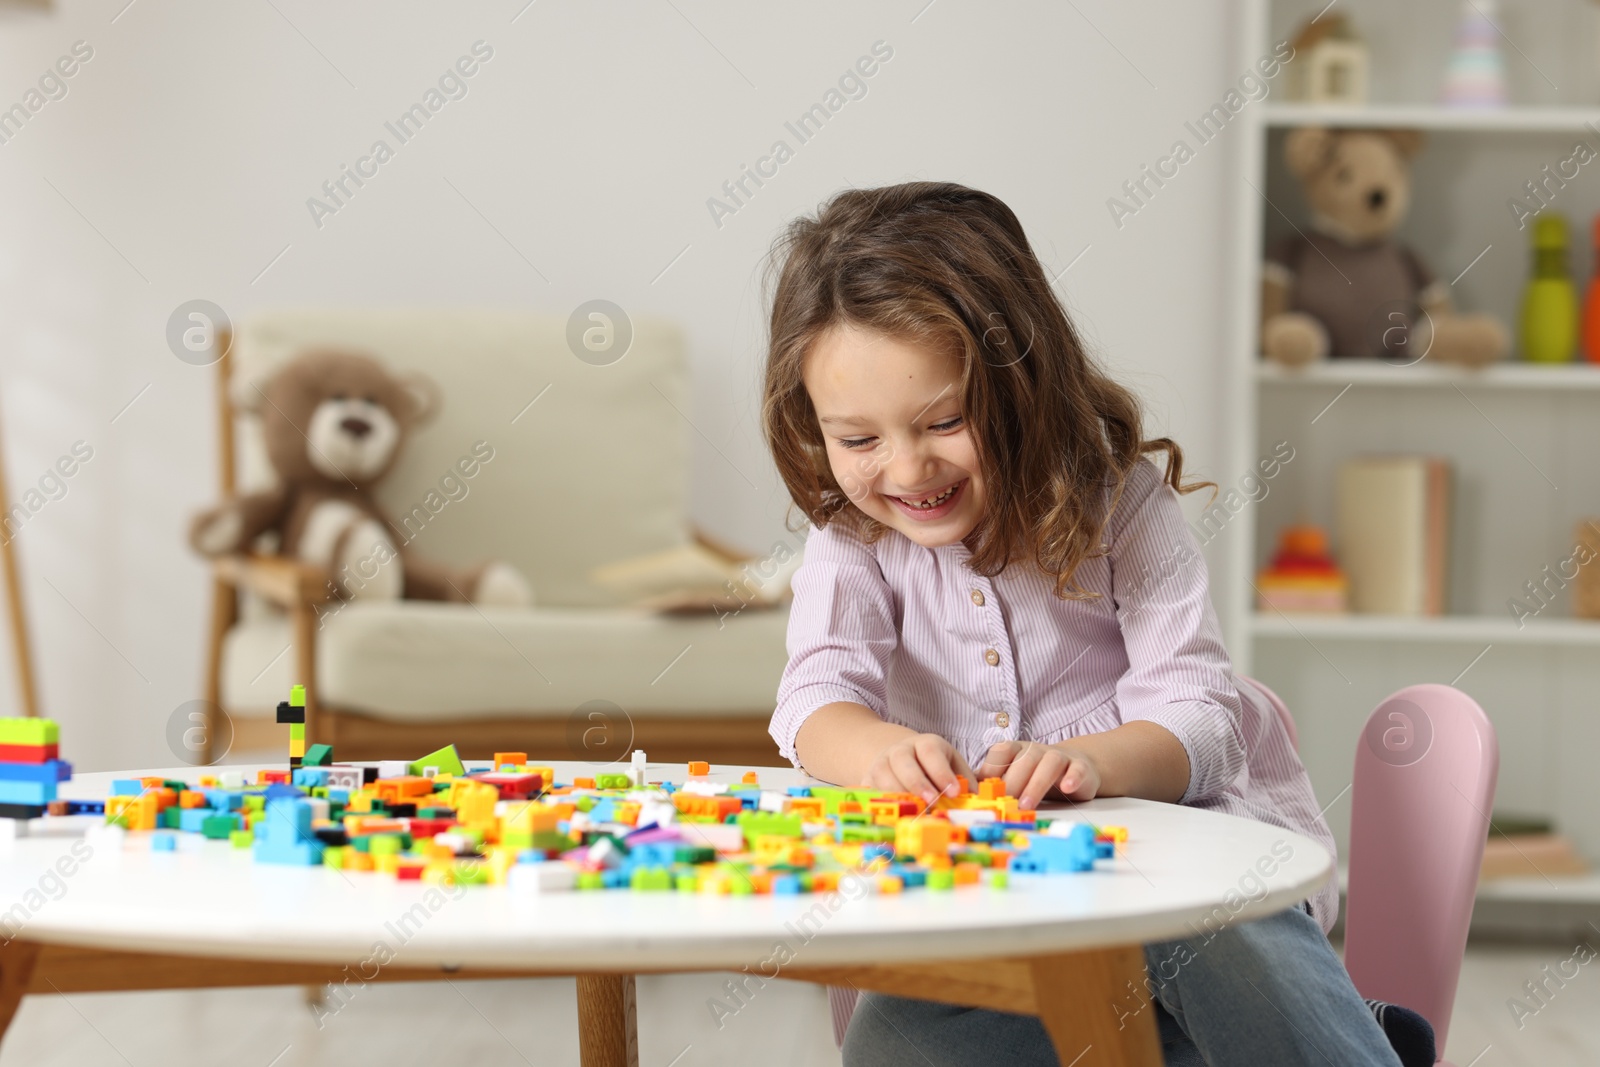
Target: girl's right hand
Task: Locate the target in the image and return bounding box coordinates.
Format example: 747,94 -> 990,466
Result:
864,733 -> 977,806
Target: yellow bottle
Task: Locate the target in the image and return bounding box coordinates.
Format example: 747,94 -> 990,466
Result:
1521,214 -> 1578,363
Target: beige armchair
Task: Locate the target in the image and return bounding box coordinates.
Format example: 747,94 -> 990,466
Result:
200,309 -> 790,766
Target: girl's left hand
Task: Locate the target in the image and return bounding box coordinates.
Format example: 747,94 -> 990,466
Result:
978,741 -> 1101,809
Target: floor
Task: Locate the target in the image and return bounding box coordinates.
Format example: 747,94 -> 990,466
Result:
2,940 -> 1597,1066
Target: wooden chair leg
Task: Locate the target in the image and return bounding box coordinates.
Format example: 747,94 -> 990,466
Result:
202,577 -> 237,765
575,974 -> 638,1067
291,601 -> 321,746
0,941 -> 41,1044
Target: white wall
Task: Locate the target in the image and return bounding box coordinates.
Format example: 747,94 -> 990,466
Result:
0,0 -> 1252,771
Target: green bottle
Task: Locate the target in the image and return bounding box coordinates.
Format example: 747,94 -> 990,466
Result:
1521,214 -> 1578,363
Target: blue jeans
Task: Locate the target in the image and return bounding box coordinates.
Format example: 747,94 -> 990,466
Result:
842,904 -> 1401,1066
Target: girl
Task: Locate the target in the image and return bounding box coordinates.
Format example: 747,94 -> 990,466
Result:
761,183 -> 1427,1066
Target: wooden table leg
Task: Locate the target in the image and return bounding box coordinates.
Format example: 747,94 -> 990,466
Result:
1032,946 -> 1160,1066
0,941 -> 40,1044
575,973 -> 638,1067
785,944 -> 1161,1067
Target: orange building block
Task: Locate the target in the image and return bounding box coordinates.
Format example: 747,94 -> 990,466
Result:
741,771 -> 759,785
493,751 -> 527,769
372,776 -> 437,804
953,862 -> 982,886
573,777 -> 596,789
785,797 -> 824,820
978,777 -> 1007,800
687,761 -> 710,776
178,790 -> 207,809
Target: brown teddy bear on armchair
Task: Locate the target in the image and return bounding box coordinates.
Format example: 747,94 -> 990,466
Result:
189,349 -> 532,606
1262,126 -> 1508,366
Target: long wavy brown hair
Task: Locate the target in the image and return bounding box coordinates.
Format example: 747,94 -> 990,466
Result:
761,181 -> 1210,598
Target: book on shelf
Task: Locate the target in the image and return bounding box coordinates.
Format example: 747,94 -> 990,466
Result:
1481,812 -> 1589,882
1480,834 -> 1589,881
1336,456 -> 1451,615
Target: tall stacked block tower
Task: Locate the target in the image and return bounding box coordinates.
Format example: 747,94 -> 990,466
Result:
0,718 -> 71,819
277,684 -> 306,769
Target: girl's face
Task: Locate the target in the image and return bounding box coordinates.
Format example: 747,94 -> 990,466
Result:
804,323 -> 985,548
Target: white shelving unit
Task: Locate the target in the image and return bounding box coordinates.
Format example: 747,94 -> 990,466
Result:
1228,1 -> 1600,878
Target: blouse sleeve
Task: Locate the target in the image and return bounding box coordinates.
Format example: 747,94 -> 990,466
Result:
1108,460 -> 1246,803
769,522 -> 900,769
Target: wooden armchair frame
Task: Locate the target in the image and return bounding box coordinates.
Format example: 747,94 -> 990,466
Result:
198,327 -> 783,766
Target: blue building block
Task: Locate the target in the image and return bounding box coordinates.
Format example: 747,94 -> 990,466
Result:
890,865 -> 927,888
967,824 -> 1007,844
0,780 -> 55,805
253,797 -> 325,866
151,832 -> 177,851
772,874 -> 801,894
263,783 -> 304,802
110,779 -> 144,796
588,798 -> 618,824
601,869 -> 629,889
785,786 -> 813,798
292,767 -> 332,789
0,759 -> 72,783
202,789 -> 244,812
64,799 -> 104,816
178,807 -> 219,833
1008,824 -> 1098,874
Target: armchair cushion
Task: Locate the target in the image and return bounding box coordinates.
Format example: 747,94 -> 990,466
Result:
221,601 -> 789,720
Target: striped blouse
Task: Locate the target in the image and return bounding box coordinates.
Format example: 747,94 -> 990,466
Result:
770,458 -> 1340,933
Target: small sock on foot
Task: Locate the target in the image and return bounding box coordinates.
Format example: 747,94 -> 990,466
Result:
1364,999 -> 1436,1067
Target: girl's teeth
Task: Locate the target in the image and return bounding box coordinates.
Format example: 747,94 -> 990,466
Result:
901,484 -> 957,509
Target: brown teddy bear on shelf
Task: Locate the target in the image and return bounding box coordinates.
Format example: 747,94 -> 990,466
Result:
189,350 -> 532,607
1261,126 -> 1509,366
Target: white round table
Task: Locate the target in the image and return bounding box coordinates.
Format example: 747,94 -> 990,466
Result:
0,762 -> 1333,1067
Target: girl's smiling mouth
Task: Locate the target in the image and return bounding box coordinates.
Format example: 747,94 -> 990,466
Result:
885,478 -> 966,520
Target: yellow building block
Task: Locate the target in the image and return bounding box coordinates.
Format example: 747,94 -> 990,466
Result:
894,819 -> 952,859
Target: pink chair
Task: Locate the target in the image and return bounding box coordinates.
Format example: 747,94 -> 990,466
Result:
1245,678 -> 1498,1065
828,681 -> 1498,1062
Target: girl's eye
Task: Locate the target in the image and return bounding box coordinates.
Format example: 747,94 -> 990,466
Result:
931,416 -> 963,432
838,437 -> 875,450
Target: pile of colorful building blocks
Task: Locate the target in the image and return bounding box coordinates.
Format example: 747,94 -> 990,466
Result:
14,688 -> 1128,894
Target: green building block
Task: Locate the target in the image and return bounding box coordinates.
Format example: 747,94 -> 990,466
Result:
161,808 -> 182,830
323,846 -> 348,869
290,684 -> 306,706
229,829 -> 253,849
369,834 -> 403,856
987,870 -> 1009,890
631,867 -> 672,891
805,786 -> 878,817
576,871 -> 605,890
288,722 -> 305,742
303,743 -> 333,767
0,718 -> 59,746
201,813 -> 240,839
840,824 -> 895,844
453,860 -> 489,885
674,845 -> 716,865
409,744 -> 465,778
594,773 -> 630,790
927,869 -> 955,891
736,812 -> 803,846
